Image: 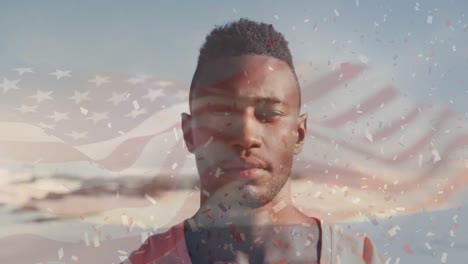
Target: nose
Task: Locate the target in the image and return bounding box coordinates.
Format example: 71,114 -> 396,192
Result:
229,110 -> 262,150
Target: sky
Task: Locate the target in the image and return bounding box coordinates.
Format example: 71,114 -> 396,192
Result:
1,0 -> 467,113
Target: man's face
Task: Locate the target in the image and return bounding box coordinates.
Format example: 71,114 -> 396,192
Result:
181,54 -> 307,206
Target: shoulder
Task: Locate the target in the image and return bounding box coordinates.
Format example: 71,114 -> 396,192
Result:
319,220 -> 385,264
123,222 -> 188,264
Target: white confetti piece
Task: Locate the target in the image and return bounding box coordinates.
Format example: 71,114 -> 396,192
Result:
352,198 -> 360,204
425,242 -> 432,250
202,189 -> 210,197
365,129 -> 373,142
58,247 -> 64,259
334,9 -> 340,17
71,255 -> 78,261
173,127 -> 178,141
450,229 -> 455,237
80,107 -> 88,115
144,193 -> 157,205
132,100 -> 140,110
427,16 -> 433,24
93,234 -> 100,247
240,233 -> 246,241
452,45 -> 456,52
141,231 -> 148,243
441,252 -> 447,263
268,66 -> 274,71
203,136 -> 213,148
305,239 -> 311,246
274,15 -> 279,20
388,225 -> 400,237
172,162 -> 178,170
215,167 -> 223,178
357,54 -> 369,64
432,149 -> 441,163
118,250 -> 128,255
418,154 -> 423,167
122,214 -> 129,226
304,19 -> 310,23
84,232 -> 90,246
356,0 -> 359,7
272,201 -> 286,213
107,122 -> 112,128
187,218 -> 198,231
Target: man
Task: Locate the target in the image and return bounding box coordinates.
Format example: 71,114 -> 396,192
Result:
125,18 -> 384,264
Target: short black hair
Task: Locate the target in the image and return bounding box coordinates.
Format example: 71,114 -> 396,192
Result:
189,18 -> 301,112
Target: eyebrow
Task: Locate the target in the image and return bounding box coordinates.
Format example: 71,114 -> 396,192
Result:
200,88 -> 286,106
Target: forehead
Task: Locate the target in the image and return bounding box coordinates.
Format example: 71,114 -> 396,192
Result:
193,55 -> 299,107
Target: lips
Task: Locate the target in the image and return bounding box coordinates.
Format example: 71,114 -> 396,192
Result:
219,158 -> 267,179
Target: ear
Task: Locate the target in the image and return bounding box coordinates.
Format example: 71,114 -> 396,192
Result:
181,112 -> 195,153
293,113 -> 307,155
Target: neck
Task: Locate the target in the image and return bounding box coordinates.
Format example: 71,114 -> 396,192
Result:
190,178 -> 306,229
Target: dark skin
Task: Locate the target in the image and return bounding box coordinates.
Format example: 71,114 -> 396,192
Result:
181,54 -> 320,263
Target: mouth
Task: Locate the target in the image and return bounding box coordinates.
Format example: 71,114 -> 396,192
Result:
219,159 -> 267,180
222,167 -> 265,179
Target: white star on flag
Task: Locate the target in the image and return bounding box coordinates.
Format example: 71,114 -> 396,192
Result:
16,104 -> 38,113
86,112 -> 109,124
48,111 -> 70,122
142,88 -> 164,102
0,78 -> 20,94
30,90 -> 53,103
107,92 -> 130,106
49,70 -> 72,80
68,90 -> 91,104
11,68 -> 34,75
66,130 -> 88,140
88,75 -> 111,87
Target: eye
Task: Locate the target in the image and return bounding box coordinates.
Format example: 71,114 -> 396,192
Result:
257,111 -> 282,122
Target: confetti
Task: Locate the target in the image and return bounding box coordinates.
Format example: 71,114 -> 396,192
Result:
334,9 -> 340,17
80,107 -> 88,115
214,167 -> 223,178
122,214 -> 129,226
58,247 -> 64,259
427,16 -> 433,24
218,202 -> 228,212
93,234 -> 100,247
432,149 -> 441,163
272,201 -> 286,213
132,100 -> 140,110
425,242 -> 432,250
84,232 -> 90,246
144,193 -> 157,205
187,218 -> 198,231
202,189 -> 210,197
441,252 -> 448,263
388,225 -> 401,237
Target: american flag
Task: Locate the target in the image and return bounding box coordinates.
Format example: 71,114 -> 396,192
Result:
0,62 -> 467,263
